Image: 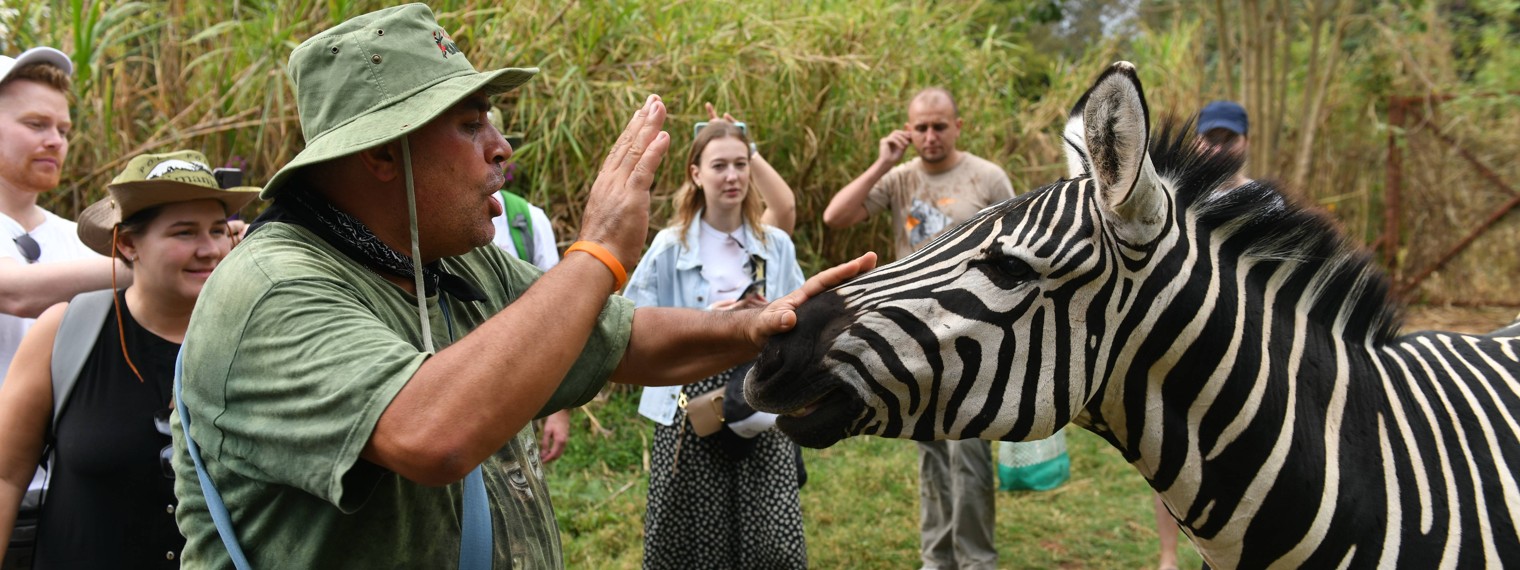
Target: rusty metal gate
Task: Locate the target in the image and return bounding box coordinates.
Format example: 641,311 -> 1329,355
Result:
1381,94 -> 1520,306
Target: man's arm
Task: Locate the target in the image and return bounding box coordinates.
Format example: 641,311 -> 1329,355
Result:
0,257 -> 129,318
609,252 -> 877,386
363,95 -> 671,486
822,130 -> 911,228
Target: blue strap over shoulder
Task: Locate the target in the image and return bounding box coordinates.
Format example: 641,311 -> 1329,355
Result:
174,348 -> 253,570
440,298 -> 495,569
460,466 -> 492,569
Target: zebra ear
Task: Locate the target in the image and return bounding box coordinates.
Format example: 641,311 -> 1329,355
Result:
1080,61 -> 1166,244
1062,92 -> 1091,178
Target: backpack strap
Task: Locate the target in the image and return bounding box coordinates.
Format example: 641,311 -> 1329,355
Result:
49,289 -> 116,435
497,190 -> 535,262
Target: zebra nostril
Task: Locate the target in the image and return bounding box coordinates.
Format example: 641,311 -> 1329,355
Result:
751,347 -> 781,385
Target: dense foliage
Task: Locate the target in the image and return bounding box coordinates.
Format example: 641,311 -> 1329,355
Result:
4,0 -> 1516,291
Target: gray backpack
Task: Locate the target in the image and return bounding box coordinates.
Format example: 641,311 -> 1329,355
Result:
4,289 -> 114,570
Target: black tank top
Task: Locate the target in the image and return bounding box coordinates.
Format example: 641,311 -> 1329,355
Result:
36,289 -> 183,568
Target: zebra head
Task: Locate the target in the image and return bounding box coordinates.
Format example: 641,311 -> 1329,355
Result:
749,62 -> 1235,448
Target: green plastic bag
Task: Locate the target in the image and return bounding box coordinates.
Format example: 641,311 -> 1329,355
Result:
997,428 -> 1070,491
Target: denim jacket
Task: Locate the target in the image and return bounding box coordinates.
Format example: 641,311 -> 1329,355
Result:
623,216 -> 804,310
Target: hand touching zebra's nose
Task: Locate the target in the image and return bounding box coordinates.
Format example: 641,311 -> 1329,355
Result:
743,252 -> 877,348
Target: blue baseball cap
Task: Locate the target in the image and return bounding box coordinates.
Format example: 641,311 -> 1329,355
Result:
1197,100 -> 1248,136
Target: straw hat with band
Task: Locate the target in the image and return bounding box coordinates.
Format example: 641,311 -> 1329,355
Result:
77,150 -> 260,257
74,150 -> 258,389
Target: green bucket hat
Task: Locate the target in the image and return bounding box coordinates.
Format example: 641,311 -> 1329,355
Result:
78,150 -> 262,256
261,3 -> 538,199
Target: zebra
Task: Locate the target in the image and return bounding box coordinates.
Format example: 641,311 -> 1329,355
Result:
746,61 -> 1520,568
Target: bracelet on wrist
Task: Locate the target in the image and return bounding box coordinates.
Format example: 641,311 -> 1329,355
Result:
566,241 -> 629,291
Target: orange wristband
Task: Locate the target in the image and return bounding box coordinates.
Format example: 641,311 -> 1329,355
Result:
566,241 -> 629,291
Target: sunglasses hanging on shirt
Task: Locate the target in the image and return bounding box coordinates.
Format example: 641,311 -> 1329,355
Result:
154,407 -> 175,479
14,233 -> 40,263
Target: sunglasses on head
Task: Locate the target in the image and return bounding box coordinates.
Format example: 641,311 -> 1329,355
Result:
14,233 -> 40,264
154,407 -> 175,479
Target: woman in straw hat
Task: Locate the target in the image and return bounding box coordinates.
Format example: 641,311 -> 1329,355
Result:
0,150 -> 256,568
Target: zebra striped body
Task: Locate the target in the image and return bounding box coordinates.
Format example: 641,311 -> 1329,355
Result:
747,63 -> 1520,567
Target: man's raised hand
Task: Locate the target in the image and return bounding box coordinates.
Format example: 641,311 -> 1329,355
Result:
580,95 -> 670,272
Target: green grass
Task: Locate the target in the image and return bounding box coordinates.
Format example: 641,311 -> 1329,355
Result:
545,390 -> 1204,569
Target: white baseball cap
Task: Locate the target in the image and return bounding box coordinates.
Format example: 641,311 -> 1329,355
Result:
0,47 -> 74,84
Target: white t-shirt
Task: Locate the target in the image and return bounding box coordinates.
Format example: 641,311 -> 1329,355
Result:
488,196 -> 559,270
0,209 -> 103,377
697,221 -> 752,305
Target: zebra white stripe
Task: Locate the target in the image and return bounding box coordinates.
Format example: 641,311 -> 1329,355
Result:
748,62 -> 1520,567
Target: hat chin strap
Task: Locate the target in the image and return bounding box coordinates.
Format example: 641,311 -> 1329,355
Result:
401,135 -> 435,353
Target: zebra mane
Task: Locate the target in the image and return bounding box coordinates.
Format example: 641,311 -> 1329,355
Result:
1148,118 -> 1405,344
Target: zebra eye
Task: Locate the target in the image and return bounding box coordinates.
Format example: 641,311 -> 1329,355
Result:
975,255 -> 1039,288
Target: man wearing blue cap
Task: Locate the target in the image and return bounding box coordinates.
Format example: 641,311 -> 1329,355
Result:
1153,100 -> 1255,570
170,4 -> 873,568
1195,100 -> 1252,190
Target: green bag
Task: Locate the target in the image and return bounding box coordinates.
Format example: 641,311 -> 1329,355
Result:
997,428 -> 1070,491
497,190 -> 535,261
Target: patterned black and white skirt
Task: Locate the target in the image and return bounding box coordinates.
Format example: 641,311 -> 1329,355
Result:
642,367 -> 808,569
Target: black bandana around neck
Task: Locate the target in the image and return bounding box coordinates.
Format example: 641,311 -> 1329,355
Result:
249,185 -> 487,302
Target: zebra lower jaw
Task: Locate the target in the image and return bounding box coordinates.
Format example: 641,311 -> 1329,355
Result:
771,387 -> 864,449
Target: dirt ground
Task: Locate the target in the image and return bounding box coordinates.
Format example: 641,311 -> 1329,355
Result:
1402,304 -> 1520,335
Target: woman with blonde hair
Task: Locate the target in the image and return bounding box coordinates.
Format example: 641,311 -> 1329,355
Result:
0,151 -> 256,567
625,106 -> 806,569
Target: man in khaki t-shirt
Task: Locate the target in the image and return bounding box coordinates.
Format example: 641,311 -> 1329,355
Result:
863,154 -> 1014,261
825,89 -> 1013,261
824,88 -> 1013,570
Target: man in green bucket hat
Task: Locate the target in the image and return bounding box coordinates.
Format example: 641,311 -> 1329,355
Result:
171,4 -> 874,568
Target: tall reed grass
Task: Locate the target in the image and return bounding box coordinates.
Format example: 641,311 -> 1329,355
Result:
5,0 -> 1052,270
6,0 -> 1517,298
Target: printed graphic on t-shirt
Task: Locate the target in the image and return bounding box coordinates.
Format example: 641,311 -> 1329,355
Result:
907,197 -> 954,248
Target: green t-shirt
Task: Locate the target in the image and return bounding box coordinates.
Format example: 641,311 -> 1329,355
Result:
171,222 -> 633,568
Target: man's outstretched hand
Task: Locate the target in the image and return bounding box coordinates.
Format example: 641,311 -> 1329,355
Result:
746,252 -> 878,347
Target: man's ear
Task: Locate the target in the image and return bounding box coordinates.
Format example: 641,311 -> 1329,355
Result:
357,141 -> 403,183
